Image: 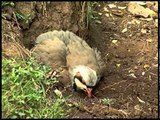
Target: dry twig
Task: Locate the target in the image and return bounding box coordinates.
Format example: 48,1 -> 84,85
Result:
95,80 -> 127,95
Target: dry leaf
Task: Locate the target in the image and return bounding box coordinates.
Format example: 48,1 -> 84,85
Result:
148,75 -> 152,80
104,7 -> 109,12
128,69 -> 135,73
122,28 -> 127,33
112,40 -> 118,44
134,1 -> 146,6
156,52 -> 158,58
155,19 -> 158,23
98,12 -> 103,15
112,10 -> 124,16
140,17 -> 153,21
110,13 -> 113,17
134,66 -> 138,69
67,104 -> 73,107
105,13 -> 109,17
145,8 -> 157,18
141,29 -> 147,34
95,20 -> 101,24
128,73 -> 137,78
54,89 -> 62,98
116,64 -> 121,67
155,19 -> 158,27
137,96 -> 145,104
143,64 -> 150,69
142,72 -> 145,76
131,19 -> 141,24
146,39 -> 153,43
134,104 -> 142,111
118,6 -> 126,9
108,4 -> 116,8
152,64 -> 158,67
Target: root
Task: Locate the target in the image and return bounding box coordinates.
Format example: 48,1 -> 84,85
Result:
66,99 -> 128,118
95,80 -> 127,95
13,12 -> 21,30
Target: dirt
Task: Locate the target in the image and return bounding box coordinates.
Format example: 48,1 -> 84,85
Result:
2,1 -> 158,119
64,2 -> 158,118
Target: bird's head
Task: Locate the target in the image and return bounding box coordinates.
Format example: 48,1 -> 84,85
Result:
73,71 -> 94,97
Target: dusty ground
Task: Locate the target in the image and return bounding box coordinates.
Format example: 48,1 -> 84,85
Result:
63,2 -> 158,118
2,1 -> 158,119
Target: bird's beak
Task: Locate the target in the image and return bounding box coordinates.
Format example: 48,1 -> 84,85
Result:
86,88 -> 92,97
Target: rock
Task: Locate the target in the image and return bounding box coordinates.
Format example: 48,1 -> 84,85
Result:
152,2 -> 158,12
146,1 -> 158,12
128,2 -> 157,18
134,2 -> 146,6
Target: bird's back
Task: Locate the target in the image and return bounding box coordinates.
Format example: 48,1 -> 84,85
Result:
32,37 -> 67,68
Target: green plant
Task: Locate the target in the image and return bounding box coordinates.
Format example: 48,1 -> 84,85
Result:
2,57 -> 67,118
87,1 -> 101,28
2,1 -> 14,7
15,11 -> 32,24
101,98 -> 114,105
34,99 -> 66,118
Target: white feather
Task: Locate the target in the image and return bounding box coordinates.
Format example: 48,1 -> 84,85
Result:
74,78 -> 87,90
69,65 -> 98,87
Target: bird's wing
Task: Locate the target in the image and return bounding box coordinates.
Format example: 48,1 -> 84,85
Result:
32,38 -> 67,69
66,38 -> 99,69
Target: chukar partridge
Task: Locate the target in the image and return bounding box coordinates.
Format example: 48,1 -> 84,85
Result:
32,30 -> 106,97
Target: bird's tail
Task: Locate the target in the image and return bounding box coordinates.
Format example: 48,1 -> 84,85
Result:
94,48 -> 106,80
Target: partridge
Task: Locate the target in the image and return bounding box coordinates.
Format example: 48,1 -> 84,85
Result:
32,30 -> 106,97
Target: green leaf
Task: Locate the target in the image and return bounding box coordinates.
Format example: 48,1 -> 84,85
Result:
11,115 -> 18,119
18,112 -> 25,116
25,108 -> 33,113
2,2 -> 14,7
